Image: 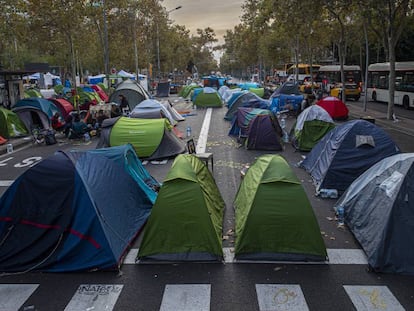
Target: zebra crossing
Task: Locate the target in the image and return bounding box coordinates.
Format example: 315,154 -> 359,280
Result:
0,283 -> 405,310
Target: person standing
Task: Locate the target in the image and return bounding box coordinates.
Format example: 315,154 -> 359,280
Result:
119,94 -> 129,111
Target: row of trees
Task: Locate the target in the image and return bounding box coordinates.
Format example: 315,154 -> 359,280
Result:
219,0 -> 414,119
1,0 -> 413,118
0,0 -> 219,81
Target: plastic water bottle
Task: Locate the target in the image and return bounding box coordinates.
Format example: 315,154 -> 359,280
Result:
282,130 -> 289,143
84,133 -> 91,142
319,188 -> 338,199
186,126 -> 192,137
337,206 -> 345,226
6,143 -> 13,153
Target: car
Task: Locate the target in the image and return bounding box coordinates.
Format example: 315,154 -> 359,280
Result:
330,83 -> 361,101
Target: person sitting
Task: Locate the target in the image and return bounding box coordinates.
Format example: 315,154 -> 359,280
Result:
118,94 -> 129,114
68,113 -> 89,139
51,112 -> 66,132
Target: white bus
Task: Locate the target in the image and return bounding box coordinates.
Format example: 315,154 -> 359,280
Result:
367,62 -> 414,109
286,64 -> 321,83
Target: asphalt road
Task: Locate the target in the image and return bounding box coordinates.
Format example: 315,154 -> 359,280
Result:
0,96 -> 413,311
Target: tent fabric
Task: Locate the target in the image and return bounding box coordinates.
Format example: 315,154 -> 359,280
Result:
156,81 -> 170,97
334,153 -> 414,275
97,117 -> 185,160
291,105 -> 335,151
234,154 -> 327,261
0,135 -> 7,145
48,98 -> 74,119
178,83 -> 200,98
109,79 -> 150,110
224,92 -> 269,121
317,96 -> 349,120
130,99 -> 177,126
222,88 -> 242,104
0,107 -> 29,138
137,154 -> 225,262
14,98 -> 60,119
12,106 -> 51,131
300,119 -> 401,193
192,87 -> 223,108
76,144 -> 160,204
246,114 -> 283,150
229,107 -> 283,150
0,147 -> 154,272
162,101 -> 185,122
90,84 -> 109,102
269,82 -> 304,113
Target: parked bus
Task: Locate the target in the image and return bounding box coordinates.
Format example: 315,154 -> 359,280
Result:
367,62 -> 414,109
286,64 -> 321,83
317,65 -> 363,92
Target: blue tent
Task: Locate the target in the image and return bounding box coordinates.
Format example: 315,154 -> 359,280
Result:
224,92 -> 269,121
300,119 -> 400,194
269,81 -> 304,113
14,97 -> 60,119
0,145 -> 157,272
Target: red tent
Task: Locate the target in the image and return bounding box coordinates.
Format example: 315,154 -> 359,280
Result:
316,96 -> 349,120
48,98 -> 74,119
0,135 -> 7,145
91,85 -> 109,102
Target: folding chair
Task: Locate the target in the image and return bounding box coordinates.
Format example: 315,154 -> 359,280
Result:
186,138 -> 214,173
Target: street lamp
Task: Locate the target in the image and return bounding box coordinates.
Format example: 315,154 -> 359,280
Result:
156,6 -> 182,79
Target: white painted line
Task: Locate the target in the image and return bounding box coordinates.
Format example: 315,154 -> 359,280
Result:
0,284 -> 39,311
0,180 -> 14,187
196,108 -> 212,154
256,284 -> 309,311
343,285 -> 405,311
160,284 -> 210,311
64,284 -> 123,311
327,249 -> 368,264
223,247 -> 235,263
124,248 -> 369,265
124,248 -> 138,264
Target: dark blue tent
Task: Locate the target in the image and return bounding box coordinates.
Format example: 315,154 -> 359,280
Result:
156,81 -> 170,97
0,145 -> 157,272
300,119 -> 400,194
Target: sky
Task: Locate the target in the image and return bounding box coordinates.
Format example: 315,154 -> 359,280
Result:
162,0 -> 244,44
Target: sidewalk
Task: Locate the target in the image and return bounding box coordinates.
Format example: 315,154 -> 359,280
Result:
1,102 -> 413,156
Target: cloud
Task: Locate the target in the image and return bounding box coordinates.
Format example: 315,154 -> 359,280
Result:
163,0 -> 243,41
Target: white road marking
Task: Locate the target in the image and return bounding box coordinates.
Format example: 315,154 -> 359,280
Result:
125,248 -> 369,265
0,284 -> 39,311
64,284 -> 123,311
160,284 -> 210,311
0,180 -> 14,187
196,108 -> 212,154
256,284 -> 309,311
344,285 -> 405,311
327,249 -> 368,264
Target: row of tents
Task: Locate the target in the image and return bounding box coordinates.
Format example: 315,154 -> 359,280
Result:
221,82 -> 414,275
0,147 -> 327,272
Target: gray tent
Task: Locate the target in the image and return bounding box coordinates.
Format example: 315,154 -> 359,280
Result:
334,153 -> 414,275
130,99 -> 177,126
109,79 -> 150,110
12,106 -> 51,132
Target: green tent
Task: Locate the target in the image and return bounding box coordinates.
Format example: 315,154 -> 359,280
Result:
0,107 -> 28,139
248,87 -> 265,98
179,84 -> 200,98
137,154 -> 225,261
234,154 -> 327,261
24,89 -> 42,98
193,88 -> 222,108
290,105 -> 335,151
97,117 -> 186,160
